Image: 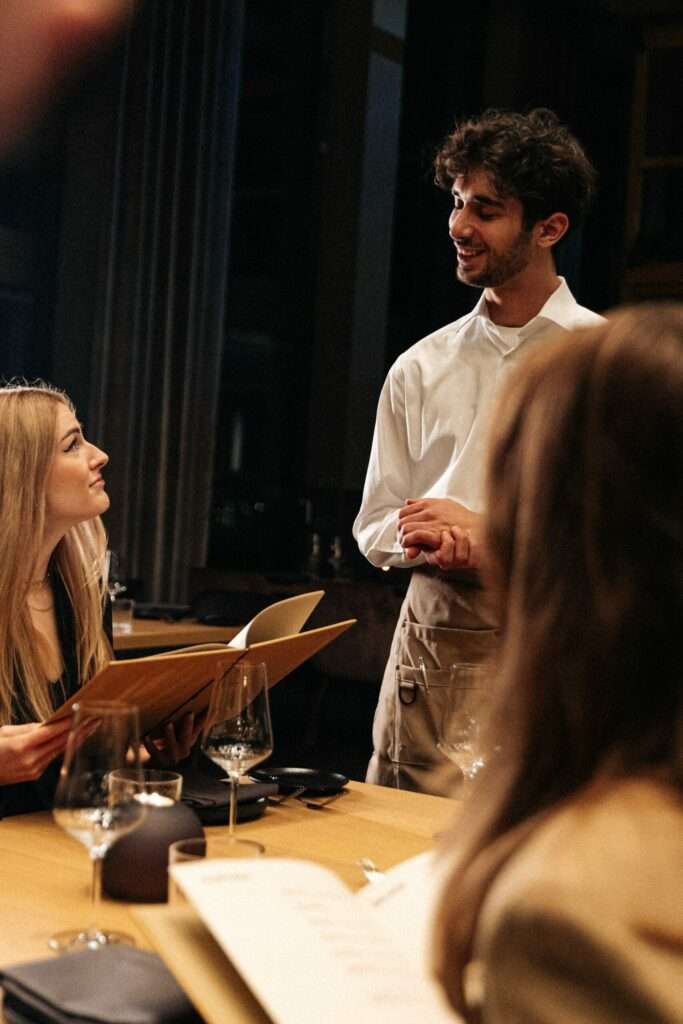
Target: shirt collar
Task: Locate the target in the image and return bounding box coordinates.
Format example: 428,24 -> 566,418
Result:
468,277 -> 577,356
529,277 -> 579,331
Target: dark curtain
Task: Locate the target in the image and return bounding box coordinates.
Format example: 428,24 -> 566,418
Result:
55,0 -> 245,601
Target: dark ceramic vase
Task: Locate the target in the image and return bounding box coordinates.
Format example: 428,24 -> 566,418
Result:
102,802 -> 204,903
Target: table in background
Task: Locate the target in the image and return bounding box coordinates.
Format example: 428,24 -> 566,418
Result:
113,619 -> 239,653
188,568 -> 407,684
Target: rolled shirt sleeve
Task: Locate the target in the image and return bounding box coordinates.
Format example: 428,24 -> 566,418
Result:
352,365 -> 424,568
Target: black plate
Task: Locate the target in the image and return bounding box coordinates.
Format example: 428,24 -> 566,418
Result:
184,795 -> 268,826
249,766 -> 349,796
236,795 -> 268,823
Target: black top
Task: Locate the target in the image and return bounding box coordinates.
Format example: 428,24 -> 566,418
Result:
0,573 -> 112,819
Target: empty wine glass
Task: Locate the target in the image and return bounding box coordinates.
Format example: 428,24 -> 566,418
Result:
50,701 -> 146,952
202,661 -> 273,840
436,663 -> 490,796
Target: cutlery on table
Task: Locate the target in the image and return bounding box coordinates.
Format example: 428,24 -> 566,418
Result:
266,786 -> 306,806
297,789 -> 347,810
356,856 -> 385,884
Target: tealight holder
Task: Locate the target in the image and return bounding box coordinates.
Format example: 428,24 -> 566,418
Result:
103,769 -> 203,902
109,768 -> 183,807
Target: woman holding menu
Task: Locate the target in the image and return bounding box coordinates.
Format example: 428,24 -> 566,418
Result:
0,382 -> 196,817
433,305 -> 683,1022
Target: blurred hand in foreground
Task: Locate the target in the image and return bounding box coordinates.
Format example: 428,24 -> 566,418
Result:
0,0 -> 135,152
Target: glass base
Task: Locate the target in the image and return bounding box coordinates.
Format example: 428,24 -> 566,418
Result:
48,928 -> 136,954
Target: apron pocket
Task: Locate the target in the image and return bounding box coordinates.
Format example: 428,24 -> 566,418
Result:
392,620 -> 496,768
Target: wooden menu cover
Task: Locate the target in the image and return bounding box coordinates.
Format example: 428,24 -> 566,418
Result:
47,617 -> 355,737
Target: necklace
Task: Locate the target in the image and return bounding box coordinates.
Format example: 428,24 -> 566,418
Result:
27,600 -> 54,613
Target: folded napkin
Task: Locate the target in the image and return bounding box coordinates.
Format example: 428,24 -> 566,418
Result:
179,754 -> 277,824
181,775 -> 276,807
0,946 -> 201,1024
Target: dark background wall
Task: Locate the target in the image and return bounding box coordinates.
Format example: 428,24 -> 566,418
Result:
1,0 -> 681,599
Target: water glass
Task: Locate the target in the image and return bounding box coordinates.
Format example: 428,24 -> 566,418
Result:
112,597 -> 135,634
168,835 -> 265,904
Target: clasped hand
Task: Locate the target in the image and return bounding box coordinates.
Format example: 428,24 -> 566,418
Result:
397,497 -> 483,571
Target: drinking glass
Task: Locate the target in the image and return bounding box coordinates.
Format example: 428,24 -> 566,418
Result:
109,768 -> 182,808
50,702 -> 146,952
202,661 -> 273,838
436,663 -> 490,795
112,597 -> 135,635
167,836 -> 265,904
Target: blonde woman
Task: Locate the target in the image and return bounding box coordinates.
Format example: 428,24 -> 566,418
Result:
433,306 -> 683,1023
0,382 -> 195,817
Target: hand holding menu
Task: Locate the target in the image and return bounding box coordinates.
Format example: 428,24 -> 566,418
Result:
164,853 -> 461,1024
48,591 -> 355,736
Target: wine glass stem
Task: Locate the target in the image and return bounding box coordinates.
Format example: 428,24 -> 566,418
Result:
228,772 -> 239,835
88,851 -> 105,936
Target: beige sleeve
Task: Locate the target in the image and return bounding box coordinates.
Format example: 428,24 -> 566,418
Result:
480,895 -> 682,1024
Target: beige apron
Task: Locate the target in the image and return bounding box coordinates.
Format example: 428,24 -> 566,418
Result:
366,567 -> 499,795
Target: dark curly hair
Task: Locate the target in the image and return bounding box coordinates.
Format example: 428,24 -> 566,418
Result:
434,108 -> 597,232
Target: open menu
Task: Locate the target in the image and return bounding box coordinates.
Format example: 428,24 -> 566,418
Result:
47,591 -> 355,736
160,852 -> 462,1024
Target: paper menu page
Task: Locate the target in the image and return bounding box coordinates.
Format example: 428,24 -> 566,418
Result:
228,591 -> 324,649
354,849 -> 452,973
170,858 -> 460,1024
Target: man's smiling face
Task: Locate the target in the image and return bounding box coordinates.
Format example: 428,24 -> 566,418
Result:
449,168 -> 535,289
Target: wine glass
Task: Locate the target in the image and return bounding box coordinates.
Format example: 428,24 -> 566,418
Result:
50,701 -> 147,953
202,661 -> 273,840
436,663 -> 490,796
105,549 -> 127,601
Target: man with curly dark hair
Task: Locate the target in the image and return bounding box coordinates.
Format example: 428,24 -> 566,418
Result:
354,108 -> 604,794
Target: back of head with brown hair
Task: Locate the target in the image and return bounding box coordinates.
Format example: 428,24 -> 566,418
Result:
432,304 -> 683,1013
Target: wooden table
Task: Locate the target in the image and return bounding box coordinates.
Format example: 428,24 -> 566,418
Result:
0,781 -> 457,973
113,618 -> 239,653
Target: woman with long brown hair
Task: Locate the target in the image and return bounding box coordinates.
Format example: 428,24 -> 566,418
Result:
433,305 -> 683,1022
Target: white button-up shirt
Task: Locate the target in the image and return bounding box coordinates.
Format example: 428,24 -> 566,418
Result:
353,278 -> 604,567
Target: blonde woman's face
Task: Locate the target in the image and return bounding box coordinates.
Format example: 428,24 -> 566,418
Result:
44,403 -> 110,531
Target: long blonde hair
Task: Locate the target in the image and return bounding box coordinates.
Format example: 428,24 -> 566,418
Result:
433,305 -> 683,1013
0,383 -> 111,723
